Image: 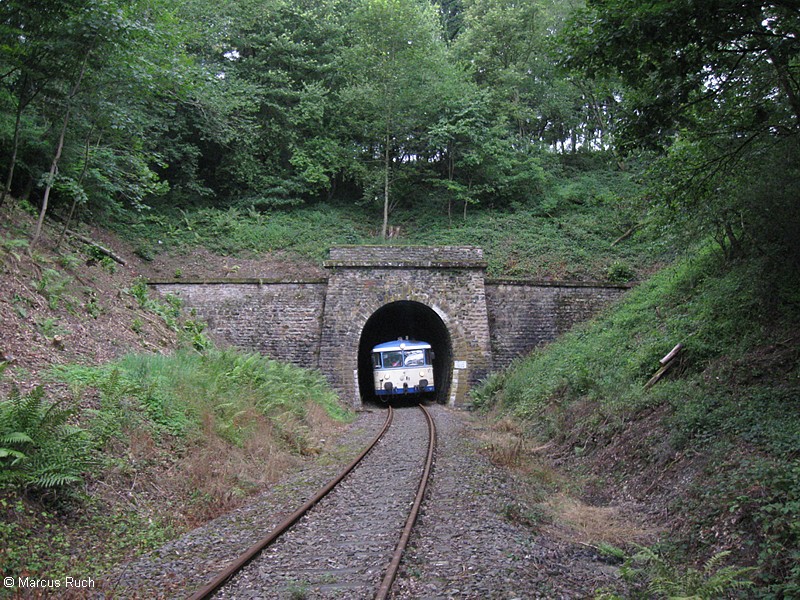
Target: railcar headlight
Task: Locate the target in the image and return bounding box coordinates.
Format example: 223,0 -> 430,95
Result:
419,370 -> 426,377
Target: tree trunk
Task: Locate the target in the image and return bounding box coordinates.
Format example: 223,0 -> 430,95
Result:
1,101 -> 24,208
382,131 -> 390,239
63,229 -> 126,265
32,107 -> 70,248
447,149 -> 455,226
57,128 -> 95,249
1,74 -> 38,208
31,57 -> 88,249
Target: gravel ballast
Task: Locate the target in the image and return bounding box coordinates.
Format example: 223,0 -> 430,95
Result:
102,404 -> 624,599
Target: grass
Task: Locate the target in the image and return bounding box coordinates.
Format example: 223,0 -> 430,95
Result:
0,348 -> 353,590
51,347 -> 352,457
117,200 -> 669,281
472,245 -> 800,596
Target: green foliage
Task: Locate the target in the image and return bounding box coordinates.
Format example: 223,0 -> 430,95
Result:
51,348 -> 352,445
605,260 -> 635,284
475,246 -> 800,594
0,237 -> 29,262
0,491 -> 176,582
180,316 -> 212,352
565,0 -> 800,151
672,455 -> 800,598
470,370 -> 507,412
126,278 -> 182,330
476,247 -> 795,417
35,268 -> 73,311
619,547 -> 754,599
57,251 -> 82,271
338,0 -> 461,229
0,386 -> 92,490
118,154 -> 665,282
565,0 -> 800,273
35,316 -> 69,340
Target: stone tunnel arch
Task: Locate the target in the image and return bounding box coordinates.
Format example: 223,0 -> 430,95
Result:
149,246 -> 629,407
357,301 -> 453,404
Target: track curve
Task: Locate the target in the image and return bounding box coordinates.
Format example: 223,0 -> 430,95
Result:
189,404 -> 435,599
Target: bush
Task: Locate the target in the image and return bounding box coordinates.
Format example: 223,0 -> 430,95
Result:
52,348 -> 351,445
0,386 -> 93,491
617,547 -> 754,599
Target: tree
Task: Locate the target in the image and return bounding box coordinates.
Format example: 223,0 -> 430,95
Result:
180,0 -> 351,208
453,0 -> 620,153
0,0 -> 93,208
454,0 -> 543,139
1,0 -> 228,238
29,0 -> 133,247
426,86 -> 547,218
438,0 -> 465,41
565,0 -> 800,263
565,0 -> 800,149
340,0 -> 453,237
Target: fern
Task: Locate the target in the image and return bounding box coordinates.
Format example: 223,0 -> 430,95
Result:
625,546 -> 754,599
0,386 -> 93,491
0,432 -> 32,467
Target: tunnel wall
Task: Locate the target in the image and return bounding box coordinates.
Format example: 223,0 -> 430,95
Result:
485,280 -> 629,369
149,247 -> 630,407
150,280 -> 327,367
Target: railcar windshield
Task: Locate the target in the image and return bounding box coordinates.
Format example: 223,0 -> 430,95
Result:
383,351 -> 403,367
373,347 -> 432,369
404,349 -> 426,366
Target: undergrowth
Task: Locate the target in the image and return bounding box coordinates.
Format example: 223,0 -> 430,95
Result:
0,348 -> 352,589
473,246 -> 800,597
50,347 -> 351,469
116,158 -> 669,281
0,378 -> 93,490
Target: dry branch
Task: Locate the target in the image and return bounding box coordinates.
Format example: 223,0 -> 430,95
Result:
659,343 -> 684,365
65,229 -> 126,265
611,224 -> 640,247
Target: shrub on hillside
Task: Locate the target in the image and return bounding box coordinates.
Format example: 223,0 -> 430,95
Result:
0,384 -> 93,491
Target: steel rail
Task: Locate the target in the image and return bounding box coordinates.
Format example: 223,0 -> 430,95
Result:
375,404 -> 437,600
187,406 -> 394,600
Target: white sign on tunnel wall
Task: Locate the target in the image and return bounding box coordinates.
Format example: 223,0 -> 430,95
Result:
454,361 -> 467,370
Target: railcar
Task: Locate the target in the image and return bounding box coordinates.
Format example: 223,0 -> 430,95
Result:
372,339 -> 435,399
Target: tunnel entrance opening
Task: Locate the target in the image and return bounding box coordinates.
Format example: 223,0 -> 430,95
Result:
358,301 -> 452,404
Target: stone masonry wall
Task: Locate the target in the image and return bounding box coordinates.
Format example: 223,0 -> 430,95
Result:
328,245 -> 489,266
320,246 -> 492,407
149,248 -> 630,407
485,280 -> 629,368
151,281 -> 327,368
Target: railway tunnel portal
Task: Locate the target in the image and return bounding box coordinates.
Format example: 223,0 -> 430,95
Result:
357,301 -> 453,405
320,246 -> 491,406
150,245 -> 629,408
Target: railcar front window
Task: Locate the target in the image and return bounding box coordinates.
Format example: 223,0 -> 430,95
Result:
404,350 -> 425,366
372,353 -> 382,369
384,351 -> 403,368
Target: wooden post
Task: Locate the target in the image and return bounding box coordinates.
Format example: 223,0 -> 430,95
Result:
645,343 -> 684,390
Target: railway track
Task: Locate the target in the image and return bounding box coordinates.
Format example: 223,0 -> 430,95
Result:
188,404 -> 436,600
